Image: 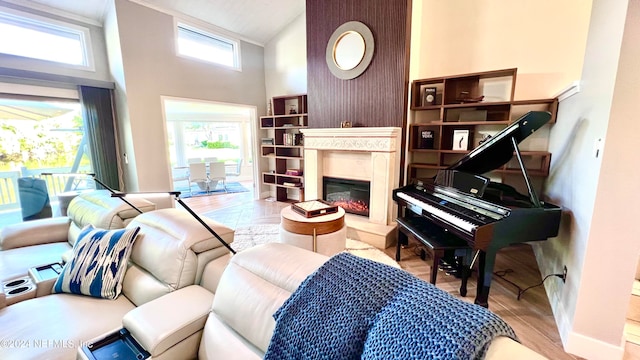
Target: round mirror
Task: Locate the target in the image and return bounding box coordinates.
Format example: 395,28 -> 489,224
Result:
333,31 -> 366,70
326,21 -> 374,80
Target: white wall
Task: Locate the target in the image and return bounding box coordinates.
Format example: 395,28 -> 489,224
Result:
264,14 -> 307,101
103,0 -> 135,191
412,0 -> 591,99
109,0 -> 266,192
540,0 -> 640,358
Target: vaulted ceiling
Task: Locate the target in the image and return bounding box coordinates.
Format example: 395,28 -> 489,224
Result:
8,0 -> 305,45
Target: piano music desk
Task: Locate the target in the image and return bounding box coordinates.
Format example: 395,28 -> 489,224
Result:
396,216 -> 473,296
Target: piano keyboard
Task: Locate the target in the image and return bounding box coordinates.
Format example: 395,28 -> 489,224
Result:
396,191 -> 478,233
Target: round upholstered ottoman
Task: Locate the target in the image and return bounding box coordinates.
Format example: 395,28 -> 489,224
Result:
279,206 -> 346,256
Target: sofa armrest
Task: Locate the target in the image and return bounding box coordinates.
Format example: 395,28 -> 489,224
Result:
0,217 -> 70,250
485,336 -> 548,360
122,285 -> 214,358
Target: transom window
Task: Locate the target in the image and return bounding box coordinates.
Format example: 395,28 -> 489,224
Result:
0,8 -> 93,68
176,22 -> 240,69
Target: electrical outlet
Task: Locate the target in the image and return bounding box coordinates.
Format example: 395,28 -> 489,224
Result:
562,265 -> 567,283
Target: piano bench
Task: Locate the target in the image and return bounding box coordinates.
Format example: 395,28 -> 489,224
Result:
395,216 -> 473,296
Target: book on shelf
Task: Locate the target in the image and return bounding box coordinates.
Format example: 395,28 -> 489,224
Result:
283,133 -> 294,146
283,181 -> 302,187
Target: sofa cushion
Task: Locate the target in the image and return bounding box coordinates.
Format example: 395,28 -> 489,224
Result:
0,217 -> 70,251
0,242 -> 72,282
53,225 -> 140,299
66,190 -> 155,245
206,243 -> 327,355
0,293 -> 135,359
121,208 -> 234,306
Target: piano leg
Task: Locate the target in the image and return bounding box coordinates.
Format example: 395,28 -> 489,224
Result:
458,249 -> 473,297
396,228 -> 408,261
474,249 -> 497,308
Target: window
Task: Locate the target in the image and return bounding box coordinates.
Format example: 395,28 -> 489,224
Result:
0,8 -> 93,68
176,23 -> 240,69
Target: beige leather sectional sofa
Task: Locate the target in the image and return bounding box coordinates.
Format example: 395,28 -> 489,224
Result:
0,190 -> 157,283
0,191 -> 547,359
0,207 -> 234,359
75,243 -> 547,360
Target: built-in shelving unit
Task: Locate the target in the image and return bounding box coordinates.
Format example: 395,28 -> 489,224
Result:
407,68 -> 558,184
260,94 -> 307,202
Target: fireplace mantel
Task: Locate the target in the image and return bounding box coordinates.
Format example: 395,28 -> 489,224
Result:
301,127 -> 402,249
302,127 -> 401,152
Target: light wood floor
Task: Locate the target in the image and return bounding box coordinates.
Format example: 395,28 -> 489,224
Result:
181,184 -> 640,360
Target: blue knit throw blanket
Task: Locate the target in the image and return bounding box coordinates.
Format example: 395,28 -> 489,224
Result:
264,253 -> 517,360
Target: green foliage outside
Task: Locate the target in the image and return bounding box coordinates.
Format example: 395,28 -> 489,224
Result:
0,113 -> 88,171
200,140 -> 239,149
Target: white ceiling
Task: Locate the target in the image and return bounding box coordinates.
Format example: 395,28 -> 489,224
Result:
10,0 -> 305,45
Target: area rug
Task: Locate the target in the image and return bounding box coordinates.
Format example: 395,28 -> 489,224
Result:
231,224 -> 400,268
177,181 -> 249,198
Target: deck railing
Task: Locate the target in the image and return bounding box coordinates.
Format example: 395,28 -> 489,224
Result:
0,171 -> 19,211
0,167 -> 94,212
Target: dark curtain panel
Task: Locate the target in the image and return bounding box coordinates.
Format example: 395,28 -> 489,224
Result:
79,86 -> 120,191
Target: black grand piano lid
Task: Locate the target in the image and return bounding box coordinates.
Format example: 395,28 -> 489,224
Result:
447,111 -> 552,175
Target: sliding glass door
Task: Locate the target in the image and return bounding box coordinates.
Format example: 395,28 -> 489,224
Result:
0,96 -> 93,226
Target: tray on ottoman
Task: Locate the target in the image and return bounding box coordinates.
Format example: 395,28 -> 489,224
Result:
291,200 -> 338,218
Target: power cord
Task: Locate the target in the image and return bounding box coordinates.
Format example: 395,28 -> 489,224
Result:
493,269 -> 565,300
413,245 -> 428,260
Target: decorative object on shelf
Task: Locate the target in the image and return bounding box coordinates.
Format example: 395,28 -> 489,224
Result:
475,130 -> 499,148
456,91 -> 485,103
341,121 -> 352,128
420,130 -> 435,149
261,138 -> 274,145
423,87 -> 436,106
289,104 -> 297,114
294,133 -> 304,146
267,100 -> 272,116
285,169 -> 303,176
325,21 -> 375,80
292,199 -> 339,218
452,130 -> 470,150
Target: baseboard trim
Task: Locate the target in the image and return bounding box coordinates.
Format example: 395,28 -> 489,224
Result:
565,331 -> 625,360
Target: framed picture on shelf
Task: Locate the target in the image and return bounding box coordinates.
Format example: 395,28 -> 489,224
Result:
452,130 -> 469,150
422,87 -> 436,106
419,129 -> 434,149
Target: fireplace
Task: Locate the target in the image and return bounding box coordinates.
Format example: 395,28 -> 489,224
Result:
323,177 -> 371,217
301,127 -> 402,249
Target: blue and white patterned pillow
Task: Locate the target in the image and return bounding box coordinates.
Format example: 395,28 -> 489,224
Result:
52,225 -> 140,300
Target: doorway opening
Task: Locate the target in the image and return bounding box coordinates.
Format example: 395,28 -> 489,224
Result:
162,97 -> 257,198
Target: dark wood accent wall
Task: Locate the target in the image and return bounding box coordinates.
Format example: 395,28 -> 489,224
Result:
306,0 -> 412,128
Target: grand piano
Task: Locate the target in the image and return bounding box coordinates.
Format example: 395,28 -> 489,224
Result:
393,111 -> 562,307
